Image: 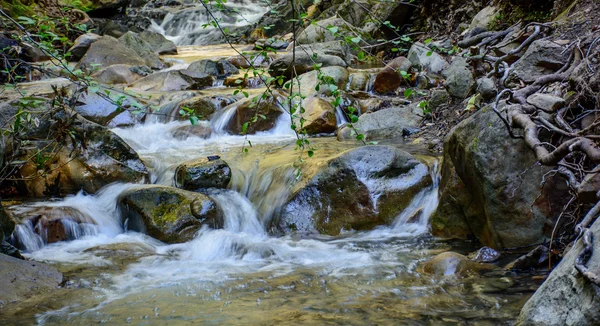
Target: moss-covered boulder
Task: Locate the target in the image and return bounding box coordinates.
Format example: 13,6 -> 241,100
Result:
175,158 -> 231,190
118,185 -> 223,243
279,145 -> 432,235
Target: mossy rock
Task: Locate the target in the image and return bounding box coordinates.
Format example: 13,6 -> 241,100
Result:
174,158 -> 231,190
118,185 -> 223,243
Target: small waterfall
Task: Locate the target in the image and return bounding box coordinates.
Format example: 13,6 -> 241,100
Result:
210,103 -> 238,133
207,189 -> 265,235
152,0 -> 269,45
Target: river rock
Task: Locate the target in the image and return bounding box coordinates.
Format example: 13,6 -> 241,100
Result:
170,123 -> 213,140
128,70 -> 215,91
293,40 -> 353,64
349,72 -> 371,91
298,66 -> 349,97
421,252 -> 494,276
77,36 -> 146,71
429,89 -> 450,110
300,96 -> 337,135
0,253 -> 62,306
91,64 -> 145,85
443,57 -> 475,98
517,215 -> 600,325
296,17 -> 345,44
468,246 -> 501,263
509,40 -> 568,83
161,95 -> 239,122
373,57 -> 412,95
279,145 -> 431,235
223,94 -> 285,134
119,31 -> 165,70
0,204 -> 15,245
67,33 -> 101,62
119,185 -> 223,243
505,245 -> 549,270
20,42 -> 50,62
430,106 -> 570,249
407,42 -> 448,74
75,91 -> 142,127
227,53 -> 273,69
14,113 -> 148,197
175,158 -> 231,190
268,52 -> 347,80
139,30 -> 177,55
337,104 -> 421,141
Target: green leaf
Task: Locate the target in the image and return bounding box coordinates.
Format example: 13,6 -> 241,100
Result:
424,38 -> 433,44
426,51 -> 433,57
307,150 -> 314,158
357,51 -> 365,61
350,37 -> 361,44
327,26 -> 339,34
190,116 -> 199,125
404,89 -> 414,98
356,133 -> 365,141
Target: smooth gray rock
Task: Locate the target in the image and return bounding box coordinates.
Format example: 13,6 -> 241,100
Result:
297,66 -> 348,96
337,104 -> 421,140
129,70 -> 215,91
119,31 -> 165,70
139,30 -> 177,55
67,33 -> 101,62
77,36 -> 146,71
476,77 -> 497,100
443,57 -> 475,98
296,17 -> 344,44
269,52 -> 347,80
407,42 -> 449,74
510,40 -> 568,83
0,254 -> 62,305
526,93 -> 566,112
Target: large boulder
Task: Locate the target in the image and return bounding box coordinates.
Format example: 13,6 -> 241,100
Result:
373,56 -> 413,95
296,17 -> 345,44
119,31 -> 165,70
128,70 -> 215,91
430,107 -> 570,249
175,158 -> 231,190
67,33 -> 101,62
279,146 -> 432,235
443,57 -> 475,98
517,216 -> 600,325
299,96 -> 337,135
509,40 -> 569,83
75,91 -> 143,127
293,40 -> 353,64
14,113 -> 149,197
91,64 -> 145,85
118,185 -> 223,243
407,42 -> 448,74
0,253 -> 62,305
268,53 -> 347,80
221,94 -> 285,134
297,66 -> 349,97
77,36 -> 146,71
337,104 -> 421,140
159,95 -> 239,122
187,59 -> 239,78
139,30 -> 177,55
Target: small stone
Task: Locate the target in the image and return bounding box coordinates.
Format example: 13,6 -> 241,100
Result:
429,89 -> 450,109
468,246 -> 500,262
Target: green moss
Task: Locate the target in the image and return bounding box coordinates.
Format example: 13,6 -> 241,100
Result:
0,0 -> 35,17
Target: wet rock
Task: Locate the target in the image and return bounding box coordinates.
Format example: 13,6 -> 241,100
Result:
298,66 -> 349,97
170,123 -> 213,140
468,246 -> 500,262
255,38 -> 289,50
162,95 -> 238,122
67,33 -> 101,62
280,146 -> 431,235
15,113 -> 148,197
268,53 -> 347,80
139,30 -> 177,55
118,185 -> 223,243
431,107 -> 570,248
119,31 -> 165,70
77,36 -> 146,71
75,91 -> 142,127
223,94 -> 285,134
349,72 -> 371,91
476,77 -> 497,100
300,96 -> 337,135
337,104 -> 421,141
421,252 -> 494,276
227,53 -> 272,69
91,64 -> 145,84
517,216 -> 600,325
372,57 -> 412,95
0,204 -> 15,245
175,158 -> 231,190
505,245 -> 549,270
0,253 -> 62,305
510,40 -> 568,83
128,70 -> 215,91
1,241 -> 23,259
443,57 -> 475,98
526,93 -> 566,112
407,42 -> 448,74
187,59 -> 239,78
469,6 -> 500,31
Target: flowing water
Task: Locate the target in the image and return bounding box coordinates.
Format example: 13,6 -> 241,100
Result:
0,45 -> 546,325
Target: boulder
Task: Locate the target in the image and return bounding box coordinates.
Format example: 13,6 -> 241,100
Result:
139,30 -> 177,55
407,42 -> 448,74
297,66 -> 349,97
268,52 -> 347,80
421,252 -> 494,276
119,31 -> 164,70
526,93 -> 566,112
75,91 -> 142,127
227,53 -> 273,69
510,40 -> 568,83
160,95 -> 238,122
67,33 -> 101,62
517,216 -> 600,325
429,89 -> 450,110
476,77 -> 497,100
175,157 -> 231,190
170,123 -> 213,140
15,113 -> 149,197
77,36 -> 146,71
469,6 -> 500,31
91,64 -> 145,85
0,254 -> 62,305
348,71 -> 371,91
222,95 -> 285,134
20,42 -> 50,62
118,185 -> 223,243
430,107 -> 571,249
0,204 -> 15,245
279,146 -> 431,235
373,57 -> 412,94
300,96 -> 337,135
187,59 -> 239,78
128,70 -> 215,91
443,57 -> 475,98
337,104 -> 421,141
296,17 -> 345,44
293,40 -> 353,63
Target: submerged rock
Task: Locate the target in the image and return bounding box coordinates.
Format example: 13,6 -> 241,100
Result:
279,146 -> 432,235
119,185 -> 223,243
0,254 -> 62,306
421,252 -> 494,276
175,158 -> 231,190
